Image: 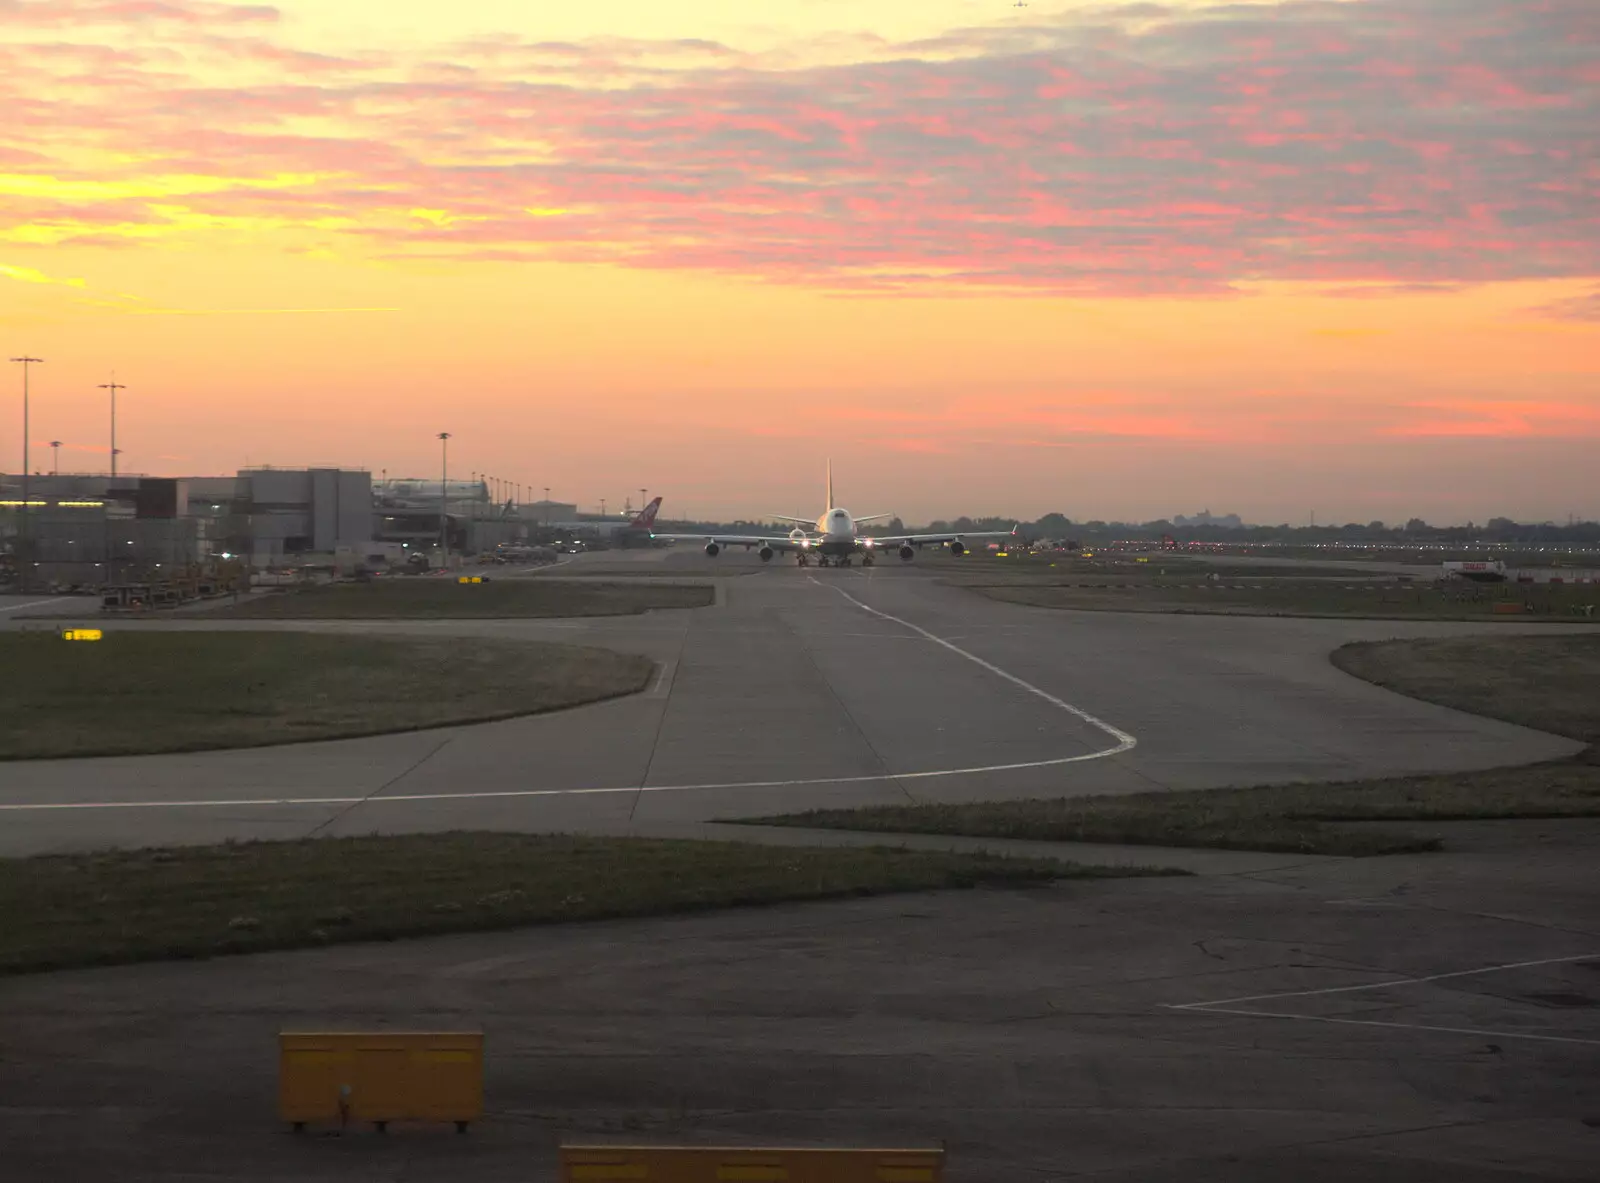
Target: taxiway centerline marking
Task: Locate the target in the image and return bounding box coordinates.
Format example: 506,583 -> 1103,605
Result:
1170,953 -> 1599,1009
813,578 -> 1138,756
1172,1006 -> 1600,1048
0,579 -> 1137,814
0,740 -> 1134,812
0,598 -> 74,615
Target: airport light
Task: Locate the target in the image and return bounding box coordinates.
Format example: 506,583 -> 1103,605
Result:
99,376 -> 126,479
50,440 -> 61,474
544,486 -> 550,528
437,432 -> 451,564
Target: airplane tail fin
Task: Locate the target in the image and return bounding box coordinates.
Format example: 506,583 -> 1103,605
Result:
826,460 -> 834,511
630,496 -> 663,528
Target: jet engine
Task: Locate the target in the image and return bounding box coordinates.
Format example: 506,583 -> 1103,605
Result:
899,544 -> 915,561
705,542 -> 721,557
759,545 -> 775,562
949,540 -> 967,557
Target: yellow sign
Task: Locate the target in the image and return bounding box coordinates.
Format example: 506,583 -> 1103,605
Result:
457,575 -> 483,584
279,1031 -> 483,1132
62,628 -> 103,642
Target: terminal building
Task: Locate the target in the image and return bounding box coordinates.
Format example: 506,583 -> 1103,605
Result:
3,467 -> 588,591
1,467 -> 375,589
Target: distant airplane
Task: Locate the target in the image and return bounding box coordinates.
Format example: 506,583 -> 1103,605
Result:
653,463 -> 1017,567
539,496 -> 662,536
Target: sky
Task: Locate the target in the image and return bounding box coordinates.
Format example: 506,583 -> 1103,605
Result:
1,0 -> 1596,525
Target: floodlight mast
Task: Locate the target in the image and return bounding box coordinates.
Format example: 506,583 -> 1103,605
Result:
10,356 -> 42,593
437,432 -> 451,564
99,377 -> 126,479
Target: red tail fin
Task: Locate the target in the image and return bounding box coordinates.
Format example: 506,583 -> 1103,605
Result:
630,496 -> 663,528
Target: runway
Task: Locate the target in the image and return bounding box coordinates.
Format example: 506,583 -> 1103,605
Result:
0,552 -> 1587,855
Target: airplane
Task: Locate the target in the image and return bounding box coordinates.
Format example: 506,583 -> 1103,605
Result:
652,464 -> 1018,567
537,496 -> 663,537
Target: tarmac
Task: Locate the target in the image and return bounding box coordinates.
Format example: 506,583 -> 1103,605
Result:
0,818 -> 1595,1181
0,549 -> 1592,856
3,552 -> 1598,1179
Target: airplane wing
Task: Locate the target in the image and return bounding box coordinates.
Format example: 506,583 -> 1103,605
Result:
651,532 -> 811,551
870,524 -> 1020,548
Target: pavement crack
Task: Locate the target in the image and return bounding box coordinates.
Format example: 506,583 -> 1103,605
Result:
302,737 -> 453,839
773,603 -> 910,803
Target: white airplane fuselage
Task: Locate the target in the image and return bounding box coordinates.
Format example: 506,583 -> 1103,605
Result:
810,507 -> 859,557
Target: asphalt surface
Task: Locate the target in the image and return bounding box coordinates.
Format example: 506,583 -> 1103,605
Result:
0,549 -> 1591,856
2,818 -> 1595,1181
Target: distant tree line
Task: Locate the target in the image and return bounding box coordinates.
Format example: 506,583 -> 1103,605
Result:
657,514 -> 1600,547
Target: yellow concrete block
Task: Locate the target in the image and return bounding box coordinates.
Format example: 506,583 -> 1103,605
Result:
278,1031 -> 483,1131
559,1145 -> 944,1183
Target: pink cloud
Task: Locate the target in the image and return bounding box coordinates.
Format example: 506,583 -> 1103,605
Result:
1527,287 -> 1600,321
0,0 -> 1595,294
1384,400 -> 1600,438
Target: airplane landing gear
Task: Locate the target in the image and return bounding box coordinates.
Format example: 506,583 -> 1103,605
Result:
861,554 -> 875,567
796,554 -> 810,566
839,557 -> 852,568
818,556 -> 831,568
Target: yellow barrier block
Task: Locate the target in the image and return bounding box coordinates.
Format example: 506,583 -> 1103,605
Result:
560,1145 -> 944,1183
279,1031 -> 483,1133
458,575 -> 484,584
61,628 -> 103,641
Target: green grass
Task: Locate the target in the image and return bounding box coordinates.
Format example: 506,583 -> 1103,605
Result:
743,634 -> 1600,855
1333,634 -> 1600,744
0,632 -> 654,759
202,578 -> 713,619
740,762 -> 1600,857
0,833 -> 1174,975
968,578 -> 1600,621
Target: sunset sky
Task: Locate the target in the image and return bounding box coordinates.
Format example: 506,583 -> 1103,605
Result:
2,0 -> 1596,524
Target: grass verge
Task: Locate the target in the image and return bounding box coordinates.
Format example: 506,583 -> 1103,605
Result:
202,578 -> 713,619
745,634 -> 1600,856
1332,634 -> 1600,744
738,762 -> 1600,856
0,833 -> 1174,975
0,632 -> 653,759
969,579 -> 1600,622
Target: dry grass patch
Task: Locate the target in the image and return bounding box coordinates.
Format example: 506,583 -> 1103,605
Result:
0,632 -> 653,759
0,833 -> 1171,975
1333,634 -> 1600,744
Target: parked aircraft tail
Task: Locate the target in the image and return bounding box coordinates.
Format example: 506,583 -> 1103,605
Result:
630,496 -> 663,528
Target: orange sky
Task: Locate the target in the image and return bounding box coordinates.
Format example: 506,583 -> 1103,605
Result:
2,0 -> 1597,524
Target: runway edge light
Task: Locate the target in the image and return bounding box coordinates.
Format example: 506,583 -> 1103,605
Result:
62,628 -> 103,642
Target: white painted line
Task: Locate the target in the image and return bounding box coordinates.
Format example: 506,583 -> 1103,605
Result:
1166,953 -> 1600,1047
0,739 -> 1138,812
813,578 -> 1138,756
1171,953 -> 1599,1009
0,580 -> 1137,816
0,597 -> 74,615
1173,1006 -> 1600,1048
646,660 -> 678,698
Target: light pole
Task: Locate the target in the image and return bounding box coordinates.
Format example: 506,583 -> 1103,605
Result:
10,357 -> 41,592
437,432 -> 451,565
50,440 -> 61,474
544,486 -> 551,528
99,377 -> 126,479
600,497 -> 607,517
